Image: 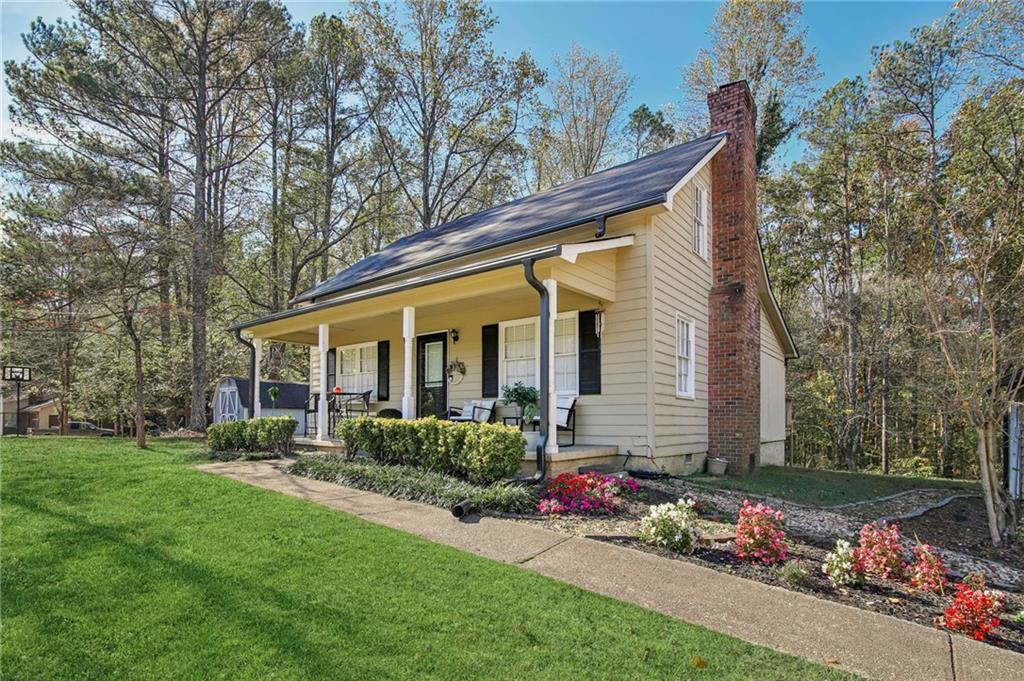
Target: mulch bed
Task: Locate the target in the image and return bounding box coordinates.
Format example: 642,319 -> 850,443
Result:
898,496 -> 1024,567
511,483 -> 1024,654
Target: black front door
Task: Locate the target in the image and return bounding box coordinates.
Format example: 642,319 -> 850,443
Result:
417,333 -> 448,419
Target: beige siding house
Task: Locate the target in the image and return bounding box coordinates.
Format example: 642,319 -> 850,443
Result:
1,396 -> 62,434
233,80 -> 797,476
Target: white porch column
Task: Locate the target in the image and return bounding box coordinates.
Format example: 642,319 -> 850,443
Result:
402,306 -> 416,418
317,323 -> 329,441
544,278 -> 559,456
252,337 -> 263,418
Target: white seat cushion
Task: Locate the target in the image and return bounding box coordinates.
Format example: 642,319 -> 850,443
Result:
554,395 -> 577,428
473,399 -> 495,423
450,400 -> 475,421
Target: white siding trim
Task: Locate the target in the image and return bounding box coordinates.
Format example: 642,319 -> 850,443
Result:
662,135 -> 727,212
692,181 -> 709,260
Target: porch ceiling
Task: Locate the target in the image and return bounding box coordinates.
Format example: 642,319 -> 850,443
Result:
238,236 -> 632,344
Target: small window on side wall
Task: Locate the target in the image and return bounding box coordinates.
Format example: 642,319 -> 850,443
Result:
693,183 -> 709,259
676,314 -> 695,399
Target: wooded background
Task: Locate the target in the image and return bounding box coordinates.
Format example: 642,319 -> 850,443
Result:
2,0 -> 1021,497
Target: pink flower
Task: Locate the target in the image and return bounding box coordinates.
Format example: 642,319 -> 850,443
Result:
734,500 -> 787,565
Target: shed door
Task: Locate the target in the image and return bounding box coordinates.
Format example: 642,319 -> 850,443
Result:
217,387 -> 239,422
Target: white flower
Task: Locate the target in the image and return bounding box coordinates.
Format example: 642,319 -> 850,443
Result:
822,538 -> 863,587
639,498 -> 700,553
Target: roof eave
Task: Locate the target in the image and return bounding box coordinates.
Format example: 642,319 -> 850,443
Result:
231,242 -> 567,333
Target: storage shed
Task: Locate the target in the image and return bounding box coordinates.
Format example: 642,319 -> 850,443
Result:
211,377 -> 308,436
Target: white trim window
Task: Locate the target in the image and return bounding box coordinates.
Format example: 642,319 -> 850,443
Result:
554,312 -> 578,394
500,318 -> 537,389
675,314 -> 695,398
338,342 -> 377,398
693,182 -> 709,259
498,311 -> 579,395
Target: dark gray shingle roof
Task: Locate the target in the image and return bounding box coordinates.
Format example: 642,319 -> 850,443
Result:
293,132 -> 726,303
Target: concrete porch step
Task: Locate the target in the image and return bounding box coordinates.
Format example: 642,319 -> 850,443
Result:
293,437 -> 345,453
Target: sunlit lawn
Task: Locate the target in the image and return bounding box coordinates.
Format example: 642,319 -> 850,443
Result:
0,437 -> 860,680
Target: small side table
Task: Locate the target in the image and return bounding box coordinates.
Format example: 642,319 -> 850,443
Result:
502,415 -> 523,429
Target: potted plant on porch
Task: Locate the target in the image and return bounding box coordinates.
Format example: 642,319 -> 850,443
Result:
501,382 -> 540,454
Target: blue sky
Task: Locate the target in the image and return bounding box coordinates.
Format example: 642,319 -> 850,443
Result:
1,1 -> 953,163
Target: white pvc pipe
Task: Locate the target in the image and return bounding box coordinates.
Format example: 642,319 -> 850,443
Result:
318,324 -> 329,440
402,306 -> 415,419
252,337 -> 263,418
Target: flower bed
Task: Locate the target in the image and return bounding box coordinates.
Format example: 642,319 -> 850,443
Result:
537,472 -> 638,515
508,477 -> 1024,653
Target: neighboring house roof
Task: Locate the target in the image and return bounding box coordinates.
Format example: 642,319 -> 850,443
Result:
224,377 -> 309,410
293,132 -> 728,304
20,398 -> 59,412
0,396 -> 59,413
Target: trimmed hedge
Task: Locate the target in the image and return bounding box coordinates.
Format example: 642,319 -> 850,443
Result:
336,416 -> 524,485
207,416 -> 297,455
288,454 -> 537,514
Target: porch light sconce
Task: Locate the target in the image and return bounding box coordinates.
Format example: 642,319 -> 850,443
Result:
595,309 -> 606,338
451,329 -> 460,343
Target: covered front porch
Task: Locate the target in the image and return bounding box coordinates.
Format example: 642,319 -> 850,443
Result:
233,236 -> 636,475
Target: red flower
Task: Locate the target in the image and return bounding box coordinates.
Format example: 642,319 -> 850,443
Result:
942,575 -> 1003,641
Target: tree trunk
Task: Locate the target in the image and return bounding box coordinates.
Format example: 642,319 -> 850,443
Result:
156,109 -> 173,348
974,422 -> 1006,546
188,49 -> 209,432
59,338 -> 72,436
881,379 -> 889,475
940,411 -> 952,478
128,322 -> 147,449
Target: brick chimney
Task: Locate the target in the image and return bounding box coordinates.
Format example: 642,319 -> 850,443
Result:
707,81 -> 761,476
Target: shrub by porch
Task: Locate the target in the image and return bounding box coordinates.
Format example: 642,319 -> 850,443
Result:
337,416 -> 524,485
207,416 -> 297,456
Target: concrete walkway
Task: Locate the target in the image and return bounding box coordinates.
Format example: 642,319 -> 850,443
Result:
197,460 -> 1020,681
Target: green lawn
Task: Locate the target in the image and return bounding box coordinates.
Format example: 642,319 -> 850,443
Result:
1,437 -> 853,680
690,465 -> 979,506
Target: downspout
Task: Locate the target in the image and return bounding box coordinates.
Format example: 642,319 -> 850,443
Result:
234,329 -> 257,419
522,258 -> 549,480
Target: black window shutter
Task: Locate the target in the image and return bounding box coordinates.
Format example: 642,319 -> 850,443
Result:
377,341 -> 390,401
326,348 -> 337,392
579,310 -> 601,395
482,324 -> 499,398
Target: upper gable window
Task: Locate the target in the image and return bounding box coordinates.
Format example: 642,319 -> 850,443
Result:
693,182 -> 709,259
